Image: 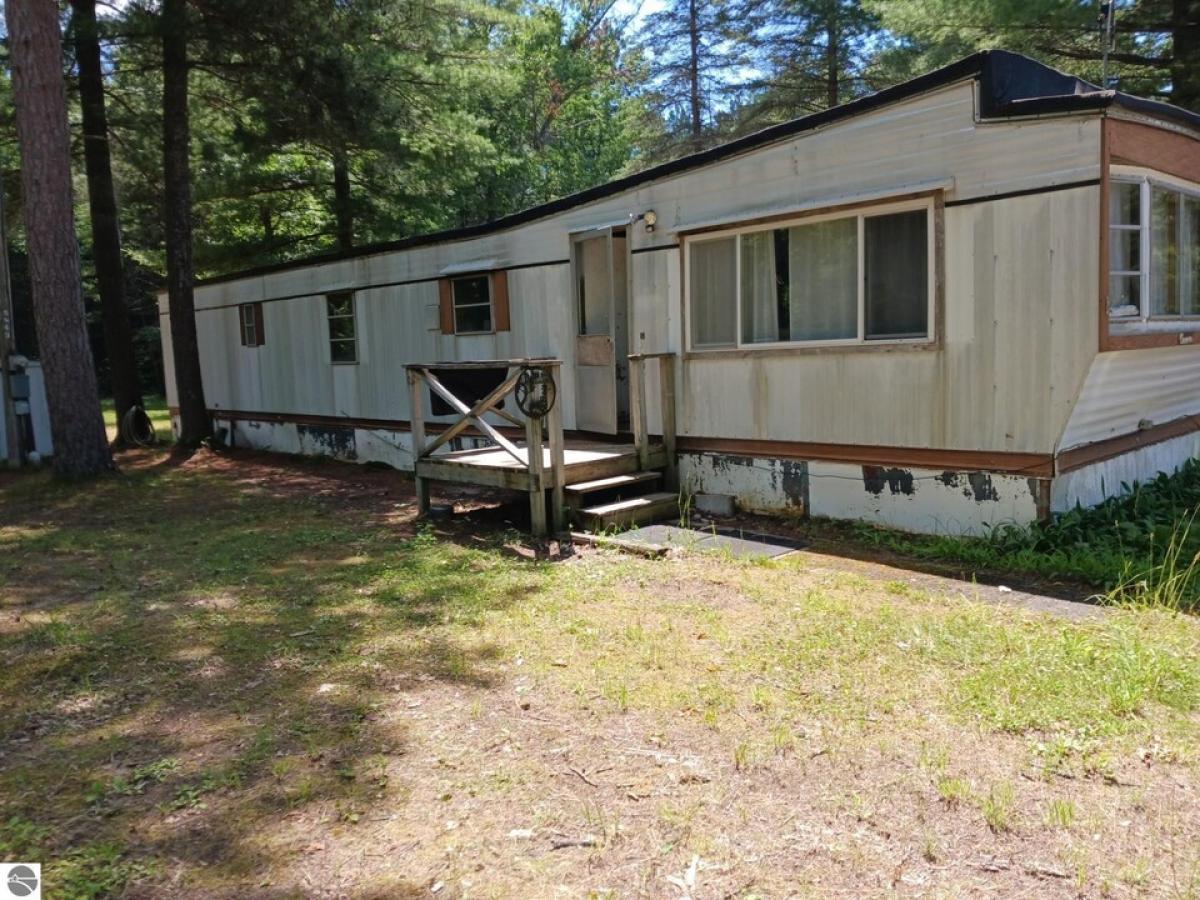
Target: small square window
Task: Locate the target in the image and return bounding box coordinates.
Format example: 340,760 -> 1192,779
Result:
451,275 -> 493,334
326,292 -> 357,364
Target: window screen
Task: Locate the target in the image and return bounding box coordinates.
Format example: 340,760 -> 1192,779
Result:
687,203 -> 932,349
690,237 -> 737,347
864,210 -> 928,340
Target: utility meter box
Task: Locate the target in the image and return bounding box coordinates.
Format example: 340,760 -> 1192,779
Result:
10,373 -> 30,401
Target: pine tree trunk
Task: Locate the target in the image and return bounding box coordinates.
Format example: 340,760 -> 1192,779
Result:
1171,0 -> 1200,111
71,0 -> 143,441
825,5 -> 839,108
333,148 -> 353,251
5,0 -> 113,476
260,203 -> 274,243
162,0 -> 209,446
688,0 -> 703,145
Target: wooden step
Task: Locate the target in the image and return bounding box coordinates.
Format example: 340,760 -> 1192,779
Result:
581,492 -> 679,530
565,471 -> 661,497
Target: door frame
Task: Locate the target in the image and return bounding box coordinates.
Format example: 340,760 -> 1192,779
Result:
569,224 -> 631,434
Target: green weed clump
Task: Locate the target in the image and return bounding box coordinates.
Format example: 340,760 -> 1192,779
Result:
850,459 -> 1200,611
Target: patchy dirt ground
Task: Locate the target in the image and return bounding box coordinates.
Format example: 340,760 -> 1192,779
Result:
1,447 -> 1198,898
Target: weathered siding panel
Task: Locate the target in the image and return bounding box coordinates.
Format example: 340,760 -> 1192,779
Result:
182,80 -> 1100,317
1058,344 -> 1200,450
678,186 -> 1099,455
169,80 -> 1101,462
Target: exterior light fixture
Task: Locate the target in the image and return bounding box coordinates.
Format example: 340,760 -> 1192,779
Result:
643,209 -> 657,233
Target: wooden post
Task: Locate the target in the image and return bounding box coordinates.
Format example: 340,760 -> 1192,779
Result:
525,411 -> 546,537
658,355 -> 678,490
547,364 -> 566,534
407,368 -> 430,514
629,355 -> 649,470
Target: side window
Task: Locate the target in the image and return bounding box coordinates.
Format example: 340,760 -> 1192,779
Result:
239,302 -> 264,347
1109,181 -> 1142,318
438,270 -> 509,334
1109,176 -> 1200,327
864,209 -> 929,340
687,200 -> 933,350
689,236 -> 737,347
1150,185 -> 1200,317
452,274 -> 493,334
326,292 -> 357,363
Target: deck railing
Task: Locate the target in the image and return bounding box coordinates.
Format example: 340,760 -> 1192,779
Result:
404,358 -> 566,535
627,351 -> 677,490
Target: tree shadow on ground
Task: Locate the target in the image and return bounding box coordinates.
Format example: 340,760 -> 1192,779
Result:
0,450 -> 548,896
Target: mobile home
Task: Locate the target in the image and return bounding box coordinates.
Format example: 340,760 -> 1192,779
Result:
161,50 -> 1200,535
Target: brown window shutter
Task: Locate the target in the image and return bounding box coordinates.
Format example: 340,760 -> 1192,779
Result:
491,269 -> 510,332
438,278 -> 455,334
253,302 -> 265,346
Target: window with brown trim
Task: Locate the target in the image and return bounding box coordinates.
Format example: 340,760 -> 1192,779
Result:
326,291 -> 357,363
1110,174 -> 1200,331
452,274 -> 493,334
239,302 -> 264,347
437,270 -> 510,335
686,198 -> 934,350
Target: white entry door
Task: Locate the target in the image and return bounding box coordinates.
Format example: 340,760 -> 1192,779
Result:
572,228 -> 628,434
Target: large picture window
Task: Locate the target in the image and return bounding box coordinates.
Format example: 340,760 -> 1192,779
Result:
1110,175 -> 1200,324
687,199 -> 934,350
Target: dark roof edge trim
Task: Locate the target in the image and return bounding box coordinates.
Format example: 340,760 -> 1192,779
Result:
195,53 -> 992,289
195,50 -> 1199,290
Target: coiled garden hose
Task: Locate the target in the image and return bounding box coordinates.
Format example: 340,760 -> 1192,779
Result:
119,405 -> 159,447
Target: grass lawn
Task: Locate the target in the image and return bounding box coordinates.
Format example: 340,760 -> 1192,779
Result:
1,447 -> 1198,897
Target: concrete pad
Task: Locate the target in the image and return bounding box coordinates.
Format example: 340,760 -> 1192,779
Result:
620,524 -> 805,559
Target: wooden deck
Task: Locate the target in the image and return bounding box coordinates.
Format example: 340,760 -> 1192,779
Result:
415,439 -> 667,492
405,356 -> 676,536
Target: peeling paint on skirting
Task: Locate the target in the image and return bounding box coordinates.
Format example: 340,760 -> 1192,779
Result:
682,451 -> 1045,535
297,424 -> 357,460
679,453 -> 807,515
207,417 -> 1057,536
810,461 -> 1042,535
216,417 -> 498,471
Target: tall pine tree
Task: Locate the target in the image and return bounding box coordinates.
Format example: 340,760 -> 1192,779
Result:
70,0 -> 144,439
741,0 -> 879,124
6,0 -> 113,475
638,0 -> 746,153
162,0 -> 210,446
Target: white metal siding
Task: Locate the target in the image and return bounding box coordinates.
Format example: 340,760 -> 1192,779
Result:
162,80 -> 1102,456
1058,344 -> 1200,451
1053,430 -> 1200,511
679,187 -> 1098,453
